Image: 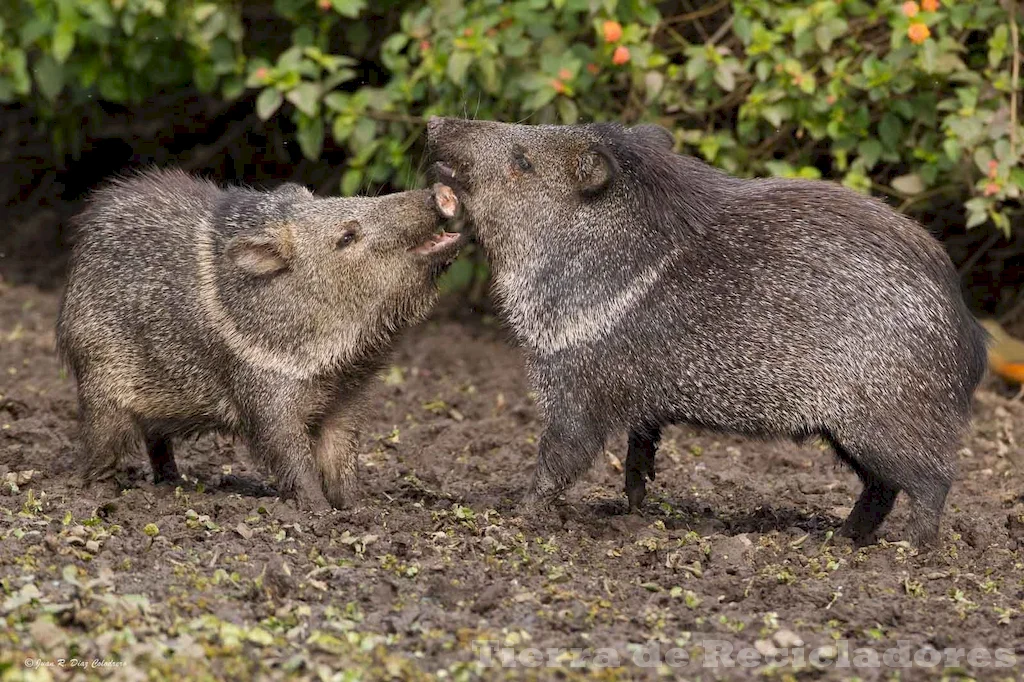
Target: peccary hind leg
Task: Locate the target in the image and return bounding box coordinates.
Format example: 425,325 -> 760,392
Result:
831,438 -> 951,547
831,442 -> 900,545
522,412 -> 603,510
625,426 -> 660,512
146,435 -> 180,484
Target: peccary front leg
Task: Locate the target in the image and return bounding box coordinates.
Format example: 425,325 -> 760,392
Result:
311,402 -> 361,509
78,395 -> 140,486
625,426 -> 660,513
248,412 -> 331,512
522,412 -> 603,510
146,435 -> 180,485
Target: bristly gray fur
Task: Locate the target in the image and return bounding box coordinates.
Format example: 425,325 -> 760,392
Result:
56,167 -> 458,510
426,117 -> 989,547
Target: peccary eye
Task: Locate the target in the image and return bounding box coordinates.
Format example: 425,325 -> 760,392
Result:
513,150 -> 533,173
336,231 -> 358,249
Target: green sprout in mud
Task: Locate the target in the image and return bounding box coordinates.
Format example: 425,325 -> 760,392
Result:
948,588 -> 979,619
379,553 -> 420,579
979,578 -> 1001,594
669,588 -> 701,610
19,490 -> 43,516
903,576 -> 926,598
993,606 -> 1016,625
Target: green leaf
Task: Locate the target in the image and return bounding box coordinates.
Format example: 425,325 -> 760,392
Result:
53,23 -> 76,63
964,198 -> 989,229
256,88 -> 283,120
644,71 -> 664,103
331,0 -> 366,18
350,117 -> 377,152
447,52 -> 473,87
556,97 -> 578,124
685,51 -> 707,82
761,104 -> 790,129
714,64 -> 735,92
33,55 -> 64,101
973,147 -> 993,175
857,139 -> 883,169
286,82 -> 320,117
891,173 -> 924,195
98,71 -> 128,102
878,114 -> 902,149
194,63 -> 217,93
1010,168 -> 1024,190
295,114 -> 324,161
522,87 -> 557,112
341,168 -> 363,196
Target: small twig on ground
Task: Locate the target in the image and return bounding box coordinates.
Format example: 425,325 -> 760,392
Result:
708,15 -> 735,46
1009,0 -> 1020,159
958,231 -> 1001,278
665,0 -> 730,26
896,184 -> 959,213
364,110 -> 426,125
999,288 -> 1024,325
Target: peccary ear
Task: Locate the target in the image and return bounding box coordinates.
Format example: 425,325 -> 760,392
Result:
632,123 -> 675,150
577,145 -> 617,197
225,228 -> 294,277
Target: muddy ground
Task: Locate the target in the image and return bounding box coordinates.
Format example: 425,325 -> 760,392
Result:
2,279 -> 1024,682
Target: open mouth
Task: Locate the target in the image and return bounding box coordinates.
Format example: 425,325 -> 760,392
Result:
433,161 -> 458,187
411,231 -> 462,256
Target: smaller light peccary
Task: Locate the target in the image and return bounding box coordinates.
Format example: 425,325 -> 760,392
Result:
427,117 -> 988,546
57,169 -> 461,510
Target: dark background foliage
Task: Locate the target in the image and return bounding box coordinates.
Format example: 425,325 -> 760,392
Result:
1,0 -> 1022,324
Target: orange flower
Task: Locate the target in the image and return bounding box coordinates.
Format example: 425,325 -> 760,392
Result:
254,67 -> 269,81
602,20 -> 623,43
901,1 -> 919,17
463,27 -> 474,37
907,22 -> 930,44
921,0 -> 939,11
558,68 -> 573,81
612,46 -> 630,65
988,159 -> 999,179
419,40 -> 431,52
984,182 -> 1000,196
586,63 -> 600,75
552,79 -> 566,94
318,0 -> 331,9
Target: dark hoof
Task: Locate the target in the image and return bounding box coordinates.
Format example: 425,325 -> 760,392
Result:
152,465 -> 181,486
625,476 -> 647,514
837,521 -> 878,549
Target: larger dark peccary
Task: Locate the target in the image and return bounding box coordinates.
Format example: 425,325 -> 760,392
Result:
426,117 -> 987,547
56,169 -> 461,510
